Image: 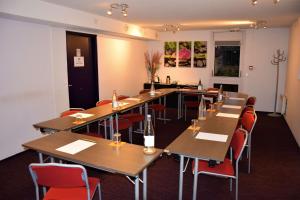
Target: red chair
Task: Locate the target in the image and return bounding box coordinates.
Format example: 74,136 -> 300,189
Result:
240,110 -> 257,173
60,108 -> 85,117
140,89 -> 167,127
60,108 -> 102,138
29,163 -> 101,200
246,96 -> 256,107
96,100 -> 133,143
182,92 -> 199,121
192,128 -> 248,200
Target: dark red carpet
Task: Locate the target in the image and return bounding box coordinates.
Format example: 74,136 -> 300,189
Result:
0,110 -> 299,200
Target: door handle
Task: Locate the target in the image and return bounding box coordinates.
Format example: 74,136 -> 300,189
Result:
68,84 -> 72,87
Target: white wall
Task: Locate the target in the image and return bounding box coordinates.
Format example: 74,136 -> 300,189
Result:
0,17 -> 149,160
284,18 -> 300,146
243,28 -> 289,112
147,28 -> 289,112
98,35 -> 148,99
0,18 -> 57,159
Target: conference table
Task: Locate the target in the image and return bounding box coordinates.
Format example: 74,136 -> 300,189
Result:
166,92 -> 247,200
23,131 -> 162,200
33,88 -> 176,137
30,88 -> 247,199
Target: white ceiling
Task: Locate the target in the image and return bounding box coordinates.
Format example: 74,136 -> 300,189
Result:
42,0 -> 300,31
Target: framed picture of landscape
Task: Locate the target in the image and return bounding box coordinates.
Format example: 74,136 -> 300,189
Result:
164,41 -> 177,67
178,41 -> 192,67
193,41 -> 207,68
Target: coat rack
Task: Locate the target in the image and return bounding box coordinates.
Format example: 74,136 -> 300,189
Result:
268,49 -> 286,117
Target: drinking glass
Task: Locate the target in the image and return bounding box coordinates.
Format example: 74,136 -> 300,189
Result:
113,133 -> 121,144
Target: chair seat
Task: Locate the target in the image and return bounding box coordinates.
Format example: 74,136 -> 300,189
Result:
192,158 -> 234,176
184,101 -> 199,108
114,119 -> 132,130
149,104 -> 165,111
44,177 -> 100,200
122,113 -> 145,123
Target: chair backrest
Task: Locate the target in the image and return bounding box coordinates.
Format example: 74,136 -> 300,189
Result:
241,111 -> 257,134
230,128 -> 248,160
60,108 -> 84,117
96,99 -> 112,106
29,163 -> 89,188
118,95 -> 129,100
246,96 -> 256,107
241,106 -> 254,117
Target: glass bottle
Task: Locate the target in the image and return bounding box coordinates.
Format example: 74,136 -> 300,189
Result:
217,84 -> 223,102
198,95 -> 206,120
197,79 -> 203,90
143,114 -> 156,154
150,81 -> 155,96
112,90 -> 118,109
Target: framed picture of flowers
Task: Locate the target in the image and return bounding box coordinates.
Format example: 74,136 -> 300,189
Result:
178,41 -> 192,67
164,41 -> 177,67
193,41 -> 207,68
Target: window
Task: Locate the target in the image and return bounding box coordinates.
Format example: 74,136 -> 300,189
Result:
214,41 -> 240,77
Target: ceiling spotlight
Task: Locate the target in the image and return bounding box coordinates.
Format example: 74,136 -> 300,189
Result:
107,3 -> 129,17
251,0 -> 258,5
163,24 -> 181,33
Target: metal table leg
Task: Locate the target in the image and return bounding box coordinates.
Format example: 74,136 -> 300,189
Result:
143,168 -> 147,200
109,115 -> 114,139
135,175 -> 139,200
192,158 -> 199,200
179,155 -> 184,200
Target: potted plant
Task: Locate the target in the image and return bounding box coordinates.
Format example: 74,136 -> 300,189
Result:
144,51 -> 162,83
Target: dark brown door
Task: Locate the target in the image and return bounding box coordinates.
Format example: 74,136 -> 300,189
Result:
66,31 -> 99,109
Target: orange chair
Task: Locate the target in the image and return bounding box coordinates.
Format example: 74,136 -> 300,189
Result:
240,110 -> 257,173
60,108 -> 102,138
192,128 -> 248,200
29,163 -> 101,200
140,89 -> 167,127
96,100 -> 133,143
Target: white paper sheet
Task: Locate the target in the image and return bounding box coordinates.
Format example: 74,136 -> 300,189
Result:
228,97 -> 245,101
125,98 -> 141,101
109,102 -> 129,107
195,132 -> 228,142
222,105 -> 242,109
149,91 -> 162,94
56,139 -> 96,155
69,113 -> 94,118
216,112 -> 239,118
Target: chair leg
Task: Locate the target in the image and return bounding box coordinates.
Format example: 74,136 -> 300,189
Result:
184,105 -> 187,121
236,176 -> 238,200
129,126 -> 133,143
230,178 -> 232,191
183,158 -> 190,173
98,183 -> 102,200
248,134 -> 252,173
152,110 -> 156,127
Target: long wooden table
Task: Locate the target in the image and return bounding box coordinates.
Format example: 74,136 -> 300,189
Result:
23,131 -> 162,200
166,92 -> 247,200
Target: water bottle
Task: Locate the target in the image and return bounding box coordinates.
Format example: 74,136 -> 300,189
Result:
143,114 -> 156,154
198,95 -> 206,120
197,79 -> 203,90
150,81 -> 155,96
112,90 -> 118,109
217,84 -> 223,102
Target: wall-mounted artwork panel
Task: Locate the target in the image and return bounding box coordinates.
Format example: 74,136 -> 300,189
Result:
194,41 -> 207,68
178,41 -> 192,67
164,41 -> 177,67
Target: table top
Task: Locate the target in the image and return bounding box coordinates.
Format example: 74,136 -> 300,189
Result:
33,88 -> 177,131
23,131 -> 162,177
166,92 -> 247,162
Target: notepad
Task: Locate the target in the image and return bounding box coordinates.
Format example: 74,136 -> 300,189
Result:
56,140 -> 96,155
216,112 -> 239,118
195,132 -> 228,142
69,113 -> 94,118
229,97 -> 245,101
222,105 -> 241,109
125,98 -> 141,101
118,102 -> 129,106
